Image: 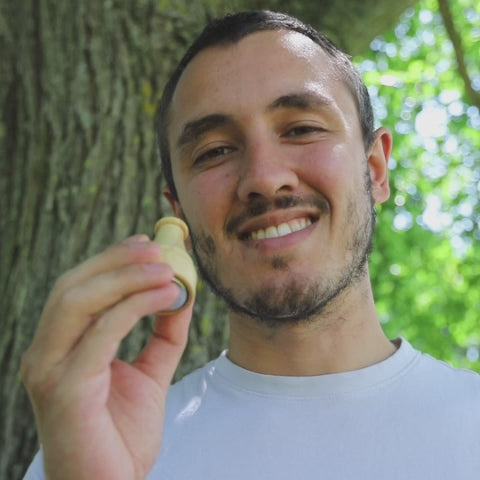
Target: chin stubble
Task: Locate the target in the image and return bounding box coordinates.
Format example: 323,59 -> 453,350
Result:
187,172 -> 376,327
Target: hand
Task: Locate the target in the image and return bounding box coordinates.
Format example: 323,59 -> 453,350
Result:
22,235 -> 192,480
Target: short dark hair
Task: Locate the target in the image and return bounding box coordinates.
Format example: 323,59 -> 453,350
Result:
156,10 -> 375,200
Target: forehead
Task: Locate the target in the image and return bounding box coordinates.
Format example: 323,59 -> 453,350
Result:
169,30 -> 355,140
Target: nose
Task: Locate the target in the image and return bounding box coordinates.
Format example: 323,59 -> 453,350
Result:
236,138 -> 299,202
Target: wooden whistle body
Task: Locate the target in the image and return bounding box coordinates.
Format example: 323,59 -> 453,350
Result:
153,217 -> 197,315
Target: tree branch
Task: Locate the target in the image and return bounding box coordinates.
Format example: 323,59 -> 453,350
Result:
438,0 -> 480,110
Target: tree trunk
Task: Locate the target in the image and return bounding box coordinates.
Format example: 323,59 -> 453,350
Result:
0,0 -> 417,476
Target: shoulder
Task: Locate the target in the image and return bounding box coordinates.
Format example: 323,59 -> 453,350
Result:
405,341 -> 480,405
416,347 -> 480,384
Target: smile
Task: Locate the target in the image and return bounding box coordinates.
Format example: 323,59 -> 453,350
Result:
249,217 -> 312,240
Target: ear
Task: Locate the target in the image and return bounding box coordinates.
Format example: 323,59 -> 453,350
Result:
163,188 -> 192,249
367,127 -> 393,205
163,188 -> 185,219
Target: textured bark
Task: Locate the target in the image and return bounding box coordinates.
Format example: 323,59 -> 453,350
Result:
248,0 -> 420,55
0,0 -> 417,476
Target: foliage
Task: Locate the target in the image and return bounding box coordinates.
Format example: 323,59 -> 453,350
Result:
357,0 -> 480,371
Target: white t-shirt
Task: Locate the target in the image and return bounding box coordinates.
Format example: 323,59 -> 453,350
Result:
24,339 -> 480,479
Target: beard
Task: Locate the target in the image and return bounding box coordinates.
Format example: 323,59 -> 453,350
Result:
187,170 -> 376,327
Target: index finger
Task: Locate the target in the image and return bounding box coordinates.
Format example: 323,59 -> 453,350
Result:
53,236 -> 163,298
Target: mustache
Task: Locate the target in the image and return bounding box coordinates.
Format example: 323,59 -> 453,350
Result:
226,195 -> 330,236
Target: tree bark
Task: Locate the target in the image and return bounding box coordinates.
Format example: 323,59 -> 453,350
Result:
0,0 -> 417,476
248,0 -> 419,55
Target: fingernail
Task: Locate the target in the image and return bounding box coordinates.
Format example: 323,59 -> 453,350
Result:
124,234 -> 150,244
143,263 -> 168,273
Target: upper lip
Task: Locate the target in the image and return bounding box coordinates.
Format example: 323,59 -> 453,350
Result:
236,210 -> 320,240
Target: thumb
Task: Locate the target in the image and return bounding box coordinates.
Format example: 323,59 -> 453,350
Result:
133,305 -> 193,391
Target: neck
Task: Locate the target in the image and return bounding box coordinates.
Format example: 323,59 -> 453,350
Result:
227,278 -> 396,376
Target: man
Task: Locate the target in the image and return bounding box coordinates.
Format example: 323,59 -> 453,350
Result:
23,11 -> 480,480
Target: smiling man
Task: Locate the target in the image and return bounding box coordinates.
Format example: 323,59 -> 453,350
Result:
162,20 -> 395,375
23,11 -> 480,480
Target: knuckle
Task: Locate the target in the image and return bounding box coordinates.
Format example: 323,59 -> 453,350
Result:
58,285 -> 83,312
46,271 -> 82,312
21,354 -> 61,405
53,268 -> 77,293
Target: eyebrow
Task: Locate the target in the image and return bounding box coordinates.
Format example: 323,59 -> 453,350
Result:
176,114 -> 235,150
267,91 -> 333,112
175,91 -> 334,151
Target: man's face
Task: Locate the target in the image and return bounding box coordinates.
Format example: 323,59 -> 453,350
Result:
166,30 -> 390,324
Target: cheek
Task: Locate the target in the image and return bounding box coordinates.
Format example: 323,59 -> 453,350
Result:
298,142 -> 353,193
178,169 -> 237,224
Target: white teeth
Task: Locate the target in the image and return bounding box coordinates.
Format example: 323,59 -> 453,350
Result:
265,226 -> 278,238
289,219 -> 302,232
249,217 -> 312,240
277,223 -> 292,236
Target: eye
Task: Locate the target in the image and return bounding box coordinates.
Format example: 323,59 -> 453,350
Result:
284,125 -> 325,138
194,145 -> 235,166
